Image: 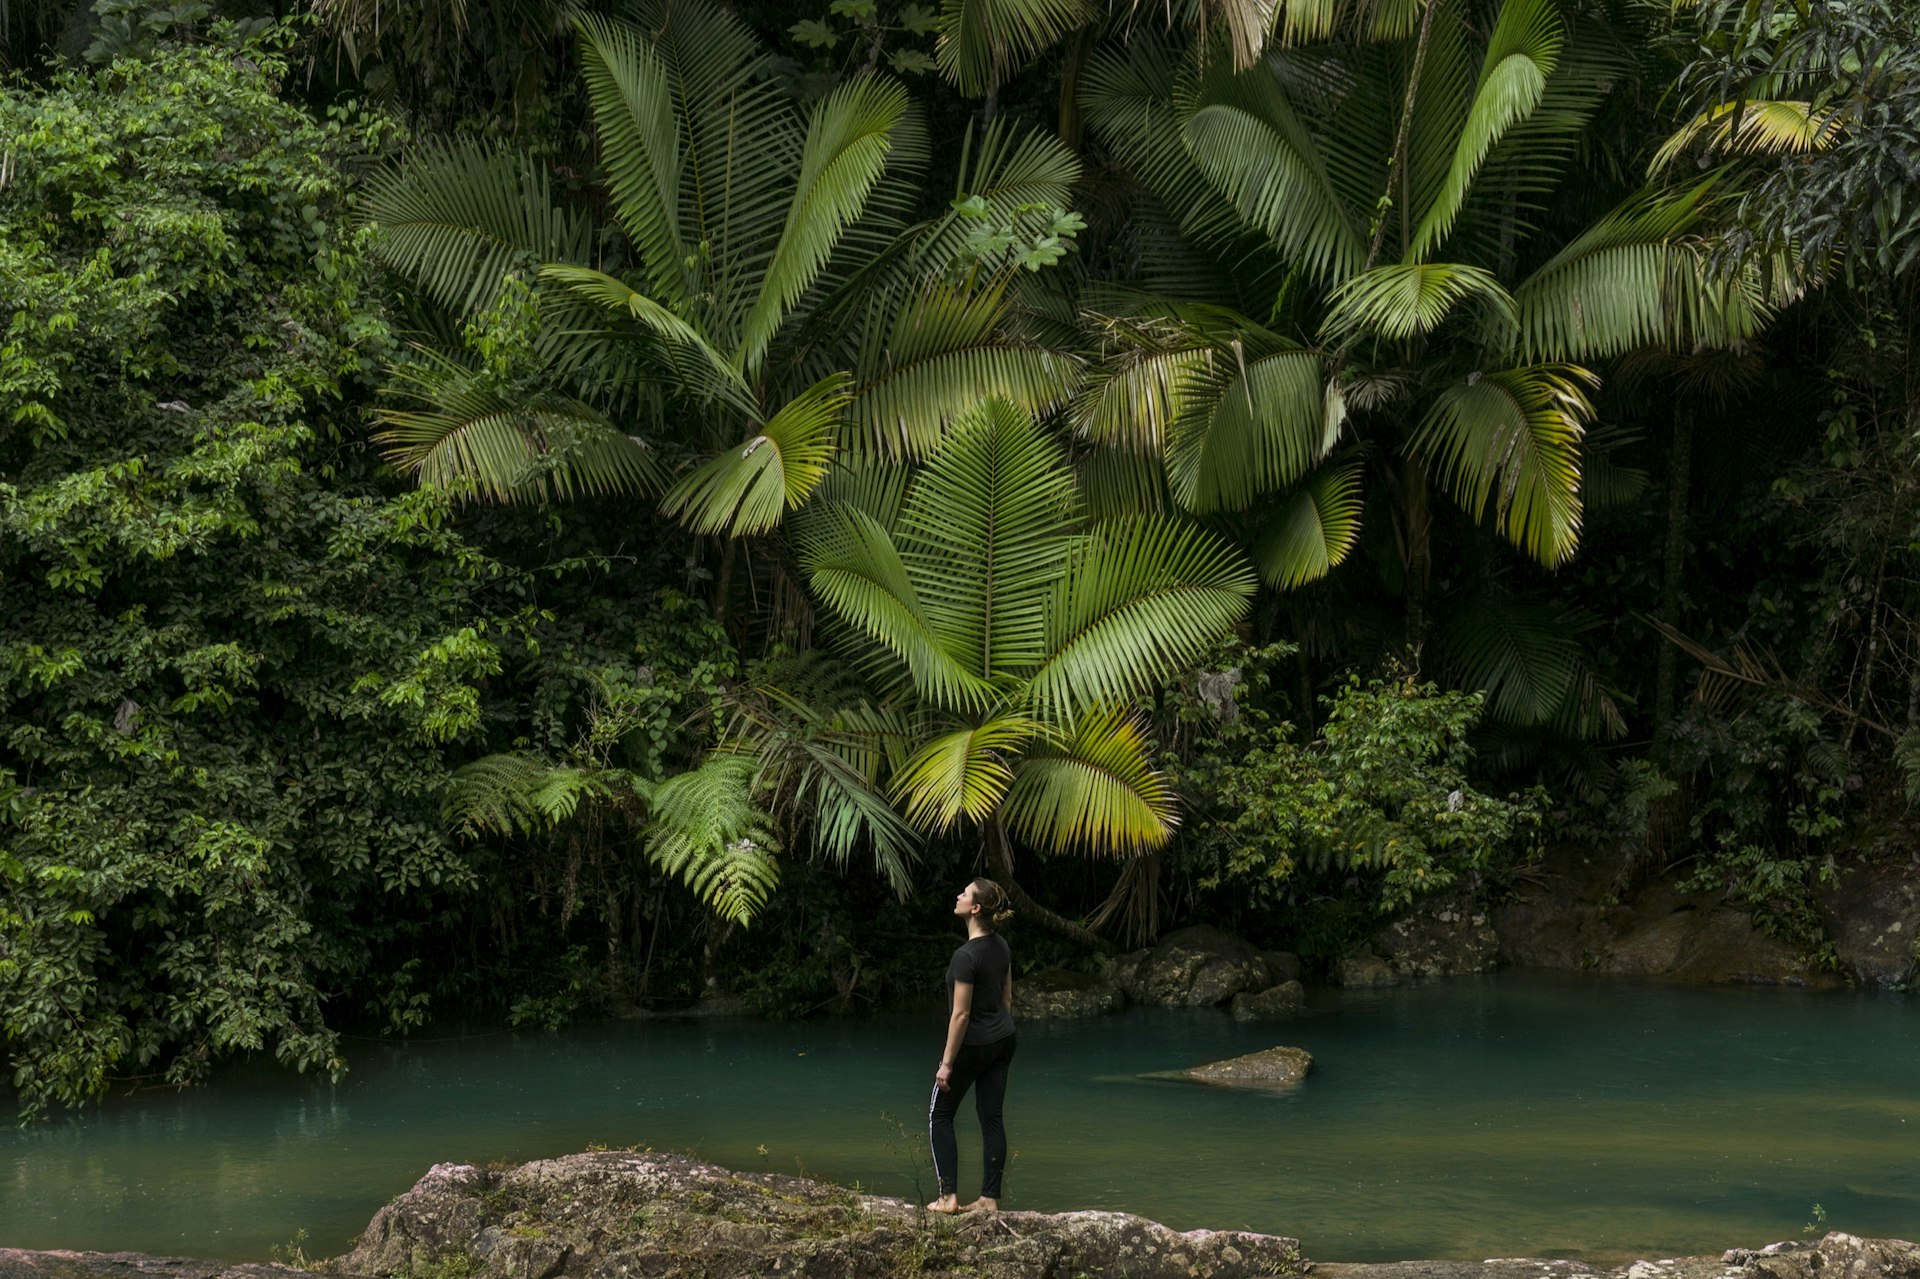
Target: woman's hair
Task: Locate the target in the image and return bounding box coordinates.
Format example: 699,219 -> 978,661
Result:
969,878 -> 1014,931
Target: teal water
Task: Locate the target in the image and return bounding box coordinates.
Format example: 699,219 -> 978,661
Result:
3,974 -> 1917,1262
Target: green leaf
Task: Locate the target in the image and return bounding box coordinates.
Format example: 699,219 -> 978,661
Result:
1413,364 -> 1594,567
935,0 -> 1090,95
791,18 -> 842,48
1032,517 -> 1258,720
1322,262 -> 1518,342
735,76 -> 910,374
894,715 -> 1049,831
1408,0 -> 1563,260
1003,705 -> 1176,855
661,373 -> 851,535
1252,457 -> 1365,590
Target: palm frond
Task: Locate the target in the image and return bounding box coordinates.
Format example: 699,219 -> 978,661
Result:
1031,517 -> 1257,719
1003,704 -> 1177,855
850,282 -> 1079,460
936,0 -> 1091,94
735,76 -> 911,375
1070,329 -> 1214,456
1412,363 -> 1594,567
1511,182 -> 1768,360
661,373 -> 850,536
375,355 -> 664,503
798,504 -> 996,711
1408,0 -> 1562,259
1181,67 -> 1368,286
894,715 -> 1050,831
1323,261 -> 1518,341
1441,595 -> 1625,737
1252,455 -> 1365,589
1165,345 -> 1338,513
361,137 -> 592,317
538,264 -> 748,403
574,13 -> 697,302
898,398 -> 1078,681
1651,99 -> 1842,175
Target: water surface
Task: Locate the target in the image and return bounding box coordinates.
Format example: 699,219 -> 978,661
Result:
3,974 -> 1916,1262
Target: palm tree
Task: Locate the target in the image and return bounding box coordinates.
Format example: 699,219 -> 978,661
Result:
1068,0 -> 1770,734
776,397 -> 1258,945
362,1 -> 1079,570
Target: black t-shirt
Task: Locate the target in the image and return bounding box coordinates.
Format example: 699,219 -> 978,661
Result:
946,934 -> 1015,1045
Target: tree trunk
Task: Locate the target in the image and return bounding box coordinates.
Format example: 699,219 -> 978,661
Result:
1400,457 -> 1433,663
1653,402 -> 1694,754
1056,26 -> 1094,152
983,816 -> 1116,954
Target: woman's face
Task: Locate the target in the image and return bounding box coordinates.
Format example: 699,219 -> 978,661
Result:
953,886 -> 978,920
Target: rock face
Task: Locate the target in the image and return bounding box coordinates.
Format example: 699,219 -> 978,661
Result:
1371,895 -> 1500,978
1820,865 -> 1920,988
1111,926 -> 1269,1007
334,1152 -> 1306,1279
1260,951 -> 1303,985
1149,1045 -> 1314,1091
1231,981 -> 1305,1020
0,1251 -> 320,1278
1012,967 -> 1126,1019
1336,950 -> 1400,988
1316,1235 -> 1920,1279
1495,868 -> 1846,988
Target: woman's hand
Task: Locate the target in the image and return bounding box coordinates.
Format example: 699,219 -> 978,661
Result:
935,1061 -> 953,1092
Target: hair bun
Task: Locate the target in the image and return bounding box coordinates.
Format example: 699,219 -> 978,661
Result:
991,907 -> 1015,924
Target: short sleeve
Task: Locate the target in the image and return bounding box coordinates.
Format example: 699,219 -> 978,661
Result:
950,946 -> 978,986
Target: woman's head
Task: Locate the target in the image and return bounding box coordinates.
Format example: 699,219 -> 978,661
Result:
954,878 -> 1014,932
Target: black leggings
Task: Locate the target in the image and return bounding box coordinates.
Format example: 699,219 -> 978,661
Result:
928,1033 -> 1016,1199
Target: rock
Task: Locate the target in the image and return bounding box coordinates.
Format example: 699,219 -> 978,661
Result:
1148,1045 -> 1314,1092
1230,981 -> 1305,1020
1013,967 -> 1125,1019
1259,950 -> 1303,985
0,1250 -> 326,1278
334,1150 -> 1306,1279
1372,894 -> 1499,978
679,993 -> 753,1017
1311,1234 -> 1920,1279
1129,927 -> 1267,1007
1821,866 -> 1920,988
1493,859 -> 1847,988
1100,948 -> 1151,1001
1336,950 -> 1400,987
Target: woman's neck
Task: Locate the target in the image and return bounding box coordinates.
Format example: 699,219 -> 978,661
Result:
966,920 -> 990,941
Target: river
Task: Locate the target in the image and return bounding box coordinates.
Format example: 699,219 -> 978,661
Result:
3,973 -> 1916,1262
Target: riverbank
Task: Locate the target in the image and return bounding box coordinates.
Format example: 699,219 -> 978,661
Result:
2,1152 -> 1914,1279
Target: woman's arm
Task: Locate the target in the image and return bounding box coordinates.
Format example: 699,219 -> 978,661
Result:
935,981 -> 972,1091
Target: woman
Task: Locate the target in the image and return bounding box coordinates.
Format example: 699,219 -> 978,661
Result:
927,877 -> 1017,1214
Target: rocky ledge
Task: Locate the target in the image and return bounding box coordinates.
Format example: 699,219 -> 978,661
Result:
2,1156 -> 1915,1279
329,1151 -> 1304,1279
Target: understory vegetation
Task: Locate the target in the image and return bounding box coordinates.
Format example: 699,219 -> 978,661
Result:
2,0 -> 1917,1115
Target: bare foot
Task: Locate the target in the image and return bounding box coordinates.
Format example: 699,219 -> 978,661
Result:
960,1197 -> 1000,1213
925,1195 -> 961,1214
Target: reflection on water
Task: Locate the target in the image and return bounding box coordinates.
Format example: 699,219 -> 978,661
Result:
2,974 -> 1916,1263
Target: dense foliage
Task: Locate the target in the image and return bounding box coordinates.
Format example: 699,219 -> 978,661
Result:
4,0 -> 1920,1114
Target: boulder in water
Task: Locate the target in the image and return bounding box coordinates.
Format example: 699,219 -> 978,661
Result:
1147,1045 -> 1313,1091
1231,981 -> 1305,1021
1335,950 -> 1399,987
